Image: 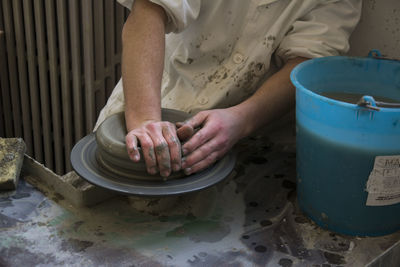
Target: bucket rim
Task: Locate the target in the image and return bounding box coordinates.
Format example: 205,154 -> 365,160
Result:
290,56 -> 400,112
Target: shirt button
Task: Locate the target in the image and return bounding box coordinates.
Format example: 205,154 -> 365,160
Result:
198,97 -> 209,105
233,53 -> 244,64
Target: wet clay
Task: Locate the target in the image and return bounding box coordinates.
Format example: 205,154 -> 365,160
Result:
95,109 -> 190,181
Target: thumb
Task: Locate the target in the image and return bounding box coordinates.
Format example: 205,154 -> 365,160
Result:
176,111 -> 209,142
177,124 -> 194,142
183,111 -> 209,129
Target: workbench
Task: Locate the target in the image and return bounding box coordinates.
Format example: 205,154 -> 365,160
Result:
1,117 -> 399,267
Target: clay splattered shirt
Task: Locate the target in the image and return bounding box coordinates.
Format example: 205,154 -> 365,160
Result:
95,0 -> 361,129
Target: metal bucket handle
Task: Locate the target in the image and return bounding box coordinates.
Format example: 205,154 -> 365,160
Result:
368,49 -> 400,62
357,50 -> 400,111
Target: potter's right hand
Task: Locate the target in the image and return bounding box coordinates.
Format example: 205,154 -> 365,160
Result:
125,121 -> 182,177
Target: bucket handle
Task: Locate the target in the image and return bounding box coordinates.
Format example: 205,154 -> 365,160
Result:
357,95 -> 400,111
368,49 -> 382,58
357,96 -> 380,111
356,50 -> 400,110
368,49 -> 400,62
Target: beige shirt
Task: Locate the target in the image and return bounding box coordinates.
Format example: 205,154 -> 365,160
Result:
95,0 -> 361,129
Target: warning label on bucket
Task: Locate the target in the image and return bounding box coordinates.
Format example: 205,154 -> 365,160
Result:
366,155 -> 400,206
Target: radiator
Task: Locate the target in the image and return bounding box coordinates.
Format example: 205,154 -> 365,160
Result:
0,0 -> 128,175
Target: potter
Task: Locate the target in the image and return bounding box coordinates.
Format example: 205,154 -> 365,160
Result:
95,0 -> 362,178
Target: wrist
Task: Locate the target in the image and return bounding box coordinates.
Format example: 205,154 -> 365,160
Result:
227,105 -> 255,139
125,108 -> 161,132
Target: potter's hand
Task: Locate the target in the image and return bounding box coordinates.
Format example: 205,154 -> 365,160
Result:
178,108 -> 245,175
125,121 -> 182,177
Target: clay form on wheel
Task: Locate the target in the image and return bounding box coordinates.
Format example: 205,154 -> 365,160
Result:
95,109 -> 189,181
70,108 -> 236,196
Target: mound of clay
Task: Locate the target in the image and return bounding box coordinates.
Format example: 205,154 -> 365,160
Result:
95,109 -> 190,181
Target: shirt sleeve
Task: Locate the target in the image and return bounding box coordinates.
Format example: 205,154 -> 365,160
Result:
275,0 -> 362,63
117,0 -> 134,10
116,0 -> 201,33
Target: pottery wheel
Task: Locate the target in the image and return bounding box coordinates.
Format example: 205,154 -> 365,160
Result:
70,109 -> 236,196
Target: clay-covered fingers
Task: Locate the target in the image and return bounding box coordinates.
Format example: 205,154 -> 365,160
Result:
125,121 -> 181,177
161,123 -> 182,173
184,149 -> 226,175
140,135 -> 159,175
179,111 -> 213,155
144,122 -> 171,177
179,108 -> 244,175
182,138 -> 225,175
182,125 -> 218,157
125,131 -> 140,162
126,130 -> 158,174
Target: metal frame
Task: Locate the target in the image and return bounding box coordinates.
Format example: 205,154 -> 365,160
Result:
0,0 -> 128,174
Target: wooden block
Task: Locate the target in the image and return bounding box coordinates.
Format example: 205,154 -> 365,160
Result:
22,155 -> 116,207
0,137 -> 26,190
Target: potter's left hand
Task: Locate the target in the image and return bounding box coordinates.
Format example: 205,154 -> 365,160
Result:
179,108 -> 245,175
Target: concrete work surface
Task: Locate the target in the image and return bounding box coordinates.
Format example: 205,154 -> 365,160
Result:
1,118 -> 399,267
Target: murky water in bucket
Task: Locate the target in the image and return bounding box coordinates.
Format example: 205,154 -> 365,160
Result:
321,92 -> 399,104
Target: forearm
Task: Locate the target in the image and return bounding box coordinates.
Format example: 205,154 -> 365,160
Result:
122,0 -> 167,132
230,57 -> 308,137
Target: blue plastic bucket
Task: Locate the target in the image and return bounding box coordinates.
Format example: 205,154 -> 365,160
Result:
291,51 -> 400,236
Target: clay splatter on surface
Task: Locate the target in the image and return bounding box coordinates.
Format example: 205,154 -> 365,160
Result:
323,251 -> 346,265
61,238 -> 94,253
166,220 -> 230,243
278,258 -> 293,267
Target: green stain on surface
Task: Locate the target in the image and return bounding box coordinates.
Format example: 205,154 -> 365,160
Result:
166,220 -> 230,243
47,211 -> 72,227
